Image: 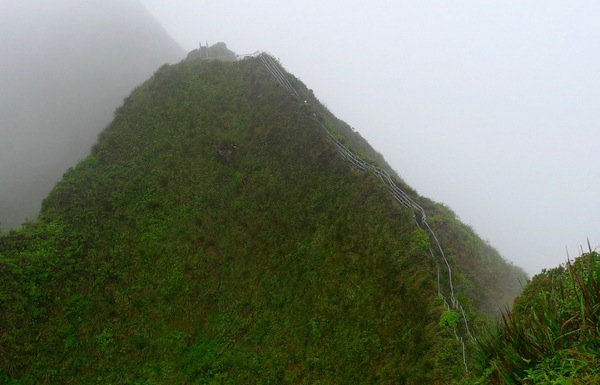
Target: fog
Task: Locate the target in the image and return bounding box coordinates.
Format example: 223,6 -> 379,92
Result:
139,0 -> 599,275
0,0 -> 183,229
1,1 -> 597,276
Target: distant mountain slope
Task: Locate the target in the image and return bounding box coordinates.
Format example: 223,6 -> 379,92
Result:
0,52 -> 526,384
0,0 -> 184,229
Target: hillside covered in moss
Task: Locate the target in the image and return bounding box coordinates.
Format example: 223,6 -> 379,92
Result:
0,51 -> 526,384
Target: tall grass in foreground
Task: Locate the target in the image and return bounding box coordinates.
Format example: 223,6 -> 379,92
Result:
474,251 -> 600,384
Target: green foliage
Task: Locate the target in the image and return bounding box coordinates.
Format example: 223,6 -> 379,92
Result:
473,252 -> 600,384
440,310 -> 460,329
0,53 -> 524,384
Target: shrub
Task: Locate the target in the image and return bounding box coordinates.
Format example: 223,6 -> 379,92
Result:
474,251 -> 600,384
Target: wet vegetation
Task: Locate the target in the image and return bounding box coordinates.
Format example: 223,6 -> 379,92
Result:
473,251 -> 600,384
1,54 -> 527,383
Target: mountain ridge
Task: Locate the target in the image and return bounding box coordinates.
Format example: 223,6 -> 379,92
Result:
0,49 -> 526,384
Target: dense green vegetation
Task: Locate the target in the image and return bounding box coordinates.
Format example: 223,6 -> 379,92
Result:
474,251 -> 600,384
1,53 -> 526,383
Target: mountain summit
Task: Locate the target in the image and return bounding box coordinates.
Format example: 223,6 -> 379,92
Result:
0,49 -> 526,383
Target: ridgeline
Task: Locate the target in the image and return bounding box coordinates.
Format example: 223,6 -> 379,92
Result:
0,47 -> 526,384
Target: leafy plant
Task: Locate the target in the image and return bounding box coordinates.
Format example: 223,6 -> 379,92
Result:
474,251 -> 600,384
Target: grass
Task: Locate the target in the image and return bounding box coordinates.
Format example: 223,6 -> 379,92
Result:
473,251 -> 600,384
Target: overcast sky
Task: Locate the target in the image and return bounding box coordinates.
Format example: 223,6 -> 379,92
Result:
138,0 -> 600,275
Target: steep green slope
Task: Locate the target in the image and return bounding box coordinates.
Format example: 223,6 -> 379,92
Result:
0,54 -> 524,384
0,0 -> 184,230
